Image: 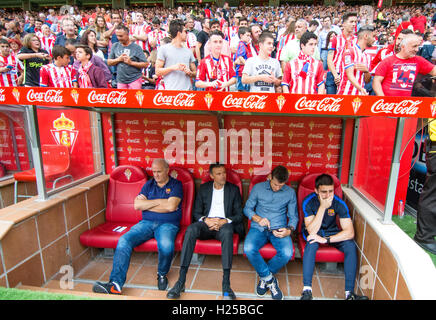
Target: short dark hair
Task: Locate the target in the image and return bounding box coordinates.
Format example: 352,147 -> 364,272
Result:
342,12 -> 358,23
169,19 -> 184,38
300,31 -> 317,48
209,30 -> 224,39
115,24 -> 130,34
309,20 -> 319,27
271,166 -> 289,184
0,38 -> 9,46
210,19 -> 220,29
400,28 -> 414,36
209,163 -> 225,174
315,174 -> 334,189
259,31 -> 274,44
75,44 -> 93,59
52,45 -> 71,60
238,26 -> 250,37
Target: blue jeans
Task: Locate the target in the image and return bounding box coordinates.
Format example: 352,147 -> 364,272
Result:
243,228 -> 294,278
109,219 -> 179,288
302,239 -> 357,292
325,71 -> 337,95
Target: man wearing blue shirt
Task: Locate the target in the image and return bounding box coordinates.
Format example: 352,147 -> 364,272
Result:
92,159 -> 183,295
300,173 -> 368,300
243,165 -> 298,300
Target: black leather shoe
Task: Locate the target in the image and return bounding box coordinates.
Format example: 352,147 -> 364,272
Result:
222,284 -> 236,300
346,292 -> 369,300
167,280 -> 185,299
414,237 -> 436,255
157,274 -> 168,291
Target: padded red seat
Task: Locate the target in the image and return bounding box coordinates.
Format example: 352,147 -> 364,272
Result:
134,166 -> 194,252
192,168 -> 242,256
297,173 -> 344,263
13,144 -> 73,203
79,165 -> 146,248
245,174 -> 295,260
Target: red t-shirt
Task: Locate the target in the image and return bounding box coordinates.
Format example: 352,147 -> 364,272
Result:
410,15 -> 427,34
375,54 -> 435,96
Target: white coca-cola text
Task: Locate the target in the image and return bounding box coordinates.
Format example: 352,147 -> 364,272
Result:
222,94 -> 267,109
88,90 -> 127,105
27,89 -> 63,103
153,92 -> 195,107
371,99 -> 421,115
295,97 -> 343,112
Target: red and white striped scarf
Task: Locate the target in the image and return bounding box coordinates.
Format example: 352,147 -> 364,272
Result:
78,61 -> 93,88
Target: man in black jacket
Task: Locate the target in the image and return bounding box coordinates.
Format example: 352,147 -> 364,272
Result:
167,163 -> 244,300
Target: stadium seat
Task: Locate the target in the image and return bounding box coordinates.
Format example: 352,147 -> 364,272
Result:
297,173 -> 345,263
13,144 -> 73,203
79,165 -> 146,249
192,168 -> 242,256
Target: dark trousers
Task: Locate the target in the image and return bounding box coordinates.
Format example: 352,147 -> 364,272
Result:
180,221 -> 234,270
302,239 -> 357,292
416,142 -> 436,243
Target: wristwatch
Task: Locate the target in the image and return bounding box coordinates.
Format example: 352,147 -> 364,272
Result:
326,236 -> 331,244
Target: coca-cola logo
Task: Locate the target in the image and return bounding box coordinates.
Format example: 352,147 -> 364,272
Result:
223,94 -> 267,109
153,92 -> 195,107
295,97 -> 343,112
27,89 -> 63,103
88,90 -> 127,105
371,99 -> 421,115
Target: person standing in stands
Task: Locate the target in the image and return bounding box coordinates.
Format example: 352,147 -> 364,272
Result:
0,38 -> 23,86
167,163 -> 244,300
242,31 -> 282,93
243,165 -> 298,300
326,12 -> 358,94
195,30 -> 236,91
17,33 -> 50,87
93,159 -> 183,295
74,44 -> 107,88
281,32 -> 325,94
107,25 -> 148,89
373,33 -> 436,97
39,45 -> 77,88
155,19 -> 196,90
300,174 -> 368,300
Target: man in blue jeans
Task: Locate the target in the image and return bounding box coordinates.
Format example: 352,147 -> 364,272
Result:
300,173 -> 368,300
243,165 -> 298,300
92,159 -> 183,294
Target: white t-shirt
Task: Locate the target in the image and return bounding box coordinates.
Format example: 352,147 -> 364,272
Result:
204,186 -> 232,223
243,56 -> 282,93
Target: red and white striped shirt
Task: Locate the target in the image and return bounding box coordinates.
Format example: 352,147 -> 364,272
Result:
282,53 -> 325,94
40,63 -> 77,88
130,23 -> 151,51
39,35 -> 56,56
276,33 -> 295,61
186,32 -> 197,50
148,28 -> 169,50
0,54 -> 23,87
196,54 -> 236,91
328,32 -> 357,73
337,44 -> 371,95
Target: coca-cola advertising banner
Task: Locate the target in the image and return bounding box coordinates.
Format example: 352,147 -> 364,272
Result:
102,112 -> 342,181
1,87 -> 435,118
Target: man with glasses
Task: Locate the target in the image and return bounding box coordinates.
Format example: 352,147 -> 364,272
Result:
156,19 -> 196,90
243,166 -> 298,300
54,17 -> 78,47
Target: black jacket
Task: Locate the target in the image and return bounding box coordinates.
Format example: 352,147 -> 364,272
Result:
192,181 -> 245,238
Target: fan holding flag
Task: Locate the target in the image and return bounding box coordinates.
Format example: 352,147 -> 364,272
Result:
281,32 -> 326,94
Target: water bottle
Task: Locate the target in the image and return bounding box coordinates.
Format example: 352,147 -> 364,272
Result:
398,200 -> 404,219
